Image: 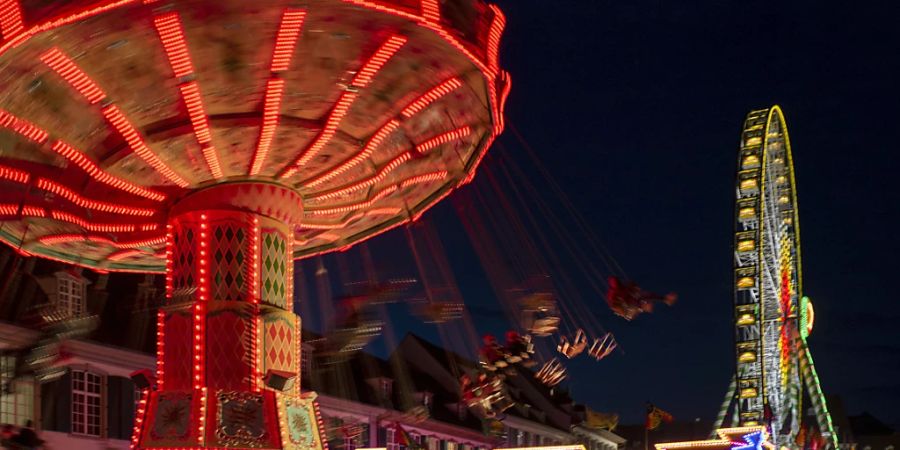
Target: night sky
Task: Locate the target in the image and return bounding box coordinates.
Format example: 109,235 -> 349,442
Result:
300,0 -> 900,430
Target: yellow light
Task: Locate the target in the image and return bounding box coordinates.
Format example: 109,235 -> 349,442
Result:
739,207 -> 755,219
742,155 -> 759,167
740,179 -> 758,190
743,421 -> 759,426
737,277 -> 754,289
737,240 -> 755,252
739,388 -> 757,398
738,351 -> 756,363
776,175 -> 786,184
736,314 -> 755,326
778,196 -> 789,204
745,136 -> 761,146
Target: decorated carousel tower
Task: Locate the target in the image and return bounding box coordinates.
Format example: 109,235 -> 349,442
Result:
0,0 -> 508,447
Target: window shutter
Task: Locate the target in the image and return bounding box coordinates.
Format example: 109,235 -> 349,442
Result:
40,370 -> 71,432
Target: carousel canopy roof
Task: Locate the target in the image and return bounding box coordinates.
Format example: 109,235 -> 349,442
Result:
0,0 -> 508,272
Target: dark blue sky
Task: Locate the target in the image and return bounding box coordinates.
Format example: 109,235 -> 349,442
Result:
300,0 -> 900,429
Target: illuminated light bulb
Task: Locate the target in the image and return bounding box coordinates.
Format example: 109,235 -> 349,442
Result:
736,277 -> 754,289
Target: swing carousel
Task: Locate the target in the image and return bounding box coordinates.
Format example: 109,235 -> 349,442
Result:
0,0 -> 508,447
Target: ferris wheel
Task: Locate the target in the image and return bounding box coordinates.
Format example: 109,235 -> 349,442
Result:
712,106 -> 838,449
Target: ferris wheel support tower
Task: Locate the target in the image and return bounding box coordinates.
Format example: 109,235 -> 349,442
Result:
712,106 -> 838,449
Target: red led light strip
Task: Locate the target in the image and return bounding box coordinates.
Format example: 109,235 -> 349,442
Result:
38,233 -> 164,248
303,207 -> 403,230
0,108 -> 164,201
178,81 -> 223,179
249,78 -> 285,176
351,35 -> 407,88
400,170 -> 447,188
486,5 -> 505,73
278,35 -> 407,179
153,12 -> 223,180
0,0 -> 24,39
0,204 -> 17,215
249,9 -> 307,176
304,77 -> 462,188
420,0 -> 440,23
0,163 -> 29,183
270,9 -> 306,73
0,109 -> 49,143
130,387 -> 149,449
307,185 -> 397,216
415,125 -> 471,153
40,48 -> 107,104
153,12 -> 194,78
107,248 -> 150,261
102,104 -> 189,187
36,178 -> 155,216
21,205 -> 44,217
400,77 -> 462,118
308,169 -> 447,217
51,210 -> 158,233
51,141 -> 166,201
278,91 -> 357,179
249,217 -> 260,391
309,125 -> 468,201
311,152 -> 411,201
193,215 -> 208,442
305,120 -> 400,188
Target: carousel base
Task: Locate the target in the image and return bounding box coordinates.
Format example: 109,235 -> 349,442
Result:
135,389 -> 327,449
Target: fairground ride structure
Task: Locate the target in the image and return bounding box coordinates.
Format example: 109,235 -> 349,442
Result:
0,0 -> 508,447
712,106 -> 837,449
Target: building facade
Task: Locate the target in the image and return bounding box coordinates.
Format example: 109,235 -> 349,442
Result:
0,251 -> 624,450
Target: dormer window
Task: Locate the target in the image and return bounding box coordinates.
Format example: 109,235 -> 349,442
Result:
57,273 -> 86,317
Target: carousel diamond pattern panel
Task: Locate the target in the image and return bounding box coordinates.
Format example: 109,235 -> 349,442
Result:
206,309 -> 251,390
172,225 -> 196,293
260,231 -> 288,309
211,221 -> 247,301
263,314 -> 295,373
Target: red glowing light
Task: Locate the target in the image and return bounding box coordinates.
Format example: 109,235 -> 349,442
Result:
415,125 -> 471,153
0,163 -> 29,184
102,104 -> 189,187
50,210 -> 152,233
311,152 -> 411,201
36,178 -> 156,216
351,35 -> 407,88
250,78 -> 285,176
421,0 -> 440,23
21,205 -> 45,217
38,233 -> 164,248
306,119 -> 400,188
51,140 -> 167,201
0,204 -> 17,215
400,170 -> 447,188
279,34 -> 407,179
179,81 -> 223,179
153,12 -> 195,78
0,109 -> 49,143
307,185 -> 398,216
279,91 -> 358,179
400,77 -> 462,118
40,47 -> 107,104
0,0 -> 24,39
270,9 -> 306,73
107,248 -> 149,261
486,5 -> 505,73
